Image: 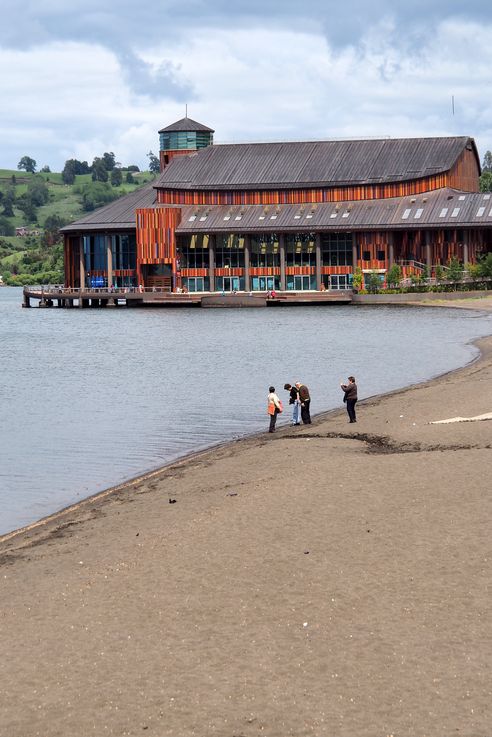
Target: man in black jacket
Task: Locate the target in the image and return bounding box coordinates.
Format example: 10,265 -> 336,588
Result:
341,376 -> 358,423
295,382 -> 311,424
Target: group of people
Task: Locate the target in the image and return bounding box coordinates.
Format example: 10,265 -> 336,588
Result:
267,382 -> 311,433
267,377 -> 358,432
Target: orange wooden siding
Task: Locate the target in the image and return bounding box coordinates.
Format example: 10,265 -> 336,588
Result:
156,170 -> 480,208
136,207 -> 181,264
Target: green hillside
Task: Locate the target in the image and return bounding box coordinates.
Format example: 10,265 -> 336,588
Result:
0,168 -> 155,286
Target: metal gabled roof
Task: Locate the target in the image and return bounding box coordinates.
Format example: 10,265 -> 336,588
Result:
60,184 -> 158,233
174,188 -> 491,233
158,116 -> 214,134
156,136 -> 476,191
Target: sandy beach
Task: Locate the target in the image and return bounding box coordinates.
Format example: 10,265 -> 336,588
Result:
1,303 -> 492,737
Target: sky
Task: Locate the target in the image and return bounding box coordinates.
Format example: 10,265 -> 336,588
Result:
1,0 -> 492,171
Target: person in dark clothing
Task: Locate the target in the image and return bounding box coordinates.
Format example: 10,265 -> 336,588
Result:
284,383 -> 301,425
341,376 -> 358,423
295,382 -> 311,424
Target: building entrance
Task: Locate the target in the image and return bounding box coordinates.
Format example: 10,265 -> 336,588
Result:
251,276 -> 278,291
219,276 -> 241,292
328,274 -> 353,290
287,275 -> 315,290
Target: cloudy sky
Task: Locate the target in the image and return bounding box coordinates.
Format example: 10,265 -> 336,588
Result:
1,0 -> 492,171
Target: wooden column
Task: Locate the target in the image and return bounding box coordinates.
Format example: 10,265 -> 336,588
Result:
208,235 -> 215,292
352,233 -> 358,271
107,236 -> 113,288
244,235 -> 250,292
279,234 -> 286,291
463,231 -> 469,265
425,231 -> 432,271
388,232 -> 394,266
315,233 -> 322,290
79,239 -> 86,308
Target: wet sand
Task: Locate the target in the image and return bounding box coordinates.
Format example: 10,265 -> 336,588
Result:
1,319 -> 492,736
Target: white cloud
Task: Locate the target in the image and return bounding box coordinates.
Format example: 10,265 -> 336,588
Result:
1,17 -> 492,170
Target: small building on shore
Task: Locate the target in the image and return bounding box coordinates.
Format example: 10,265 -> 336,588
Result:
61,117 -> 492,292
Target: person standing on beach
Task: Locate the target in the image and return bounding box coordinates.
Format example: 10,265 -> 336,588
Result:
296,382 -> 311,424
267,386 -> 282,433
284,383 -> 301,426
341,376 -> 358,423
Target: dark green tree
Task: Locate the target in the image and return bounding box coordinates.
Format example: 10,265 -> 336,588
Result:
102,152 -> 116,171
91,157 -> 109,182
17,155 -> 37,173
366,271 -> 381,293
2,188 -> 15,217
110,168 -> 123,187
40,165 -> 51,173
479,171 -> 492,192
42,214 -> 68,245
482,150 -> 492,173
126,171 -> 135,184
385,263 -> 402,288
147,150 -> 160,174
62,159 -> 77,184
477,252 -> 492,277
0,216 -> 15,236
447,257 -> 463,285
27,176 -> 49,206
75,181 -> 117,211
127,164 -> 140,172
16,194 -> 37,222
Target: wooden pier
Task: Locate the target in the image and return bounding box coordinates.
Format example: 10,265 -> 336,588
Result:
22,286 -> 353,309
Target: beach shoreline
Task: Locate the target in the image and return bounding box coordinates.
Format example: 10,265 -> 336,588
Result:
1,302 -> 491,737
2,298 -> 491,546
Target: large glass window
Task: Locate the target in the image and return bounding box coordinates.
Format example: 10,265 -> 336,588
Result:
215,234 -> 245,268
322,274 -> 353,290
321,233 -> 353,267
215,276 -> 245,292
182,276 -> 210,292
83,234 -> 107,272
285,234 -> 316,267
251,276 -> 280,291
177,234 -> 210,269
250,234 -> 280,268
286,275 -> 317,290
112,234 -> 136,270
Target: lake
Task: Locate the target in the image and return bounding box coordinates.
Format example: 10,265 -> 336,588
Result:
1,287 -> 491,535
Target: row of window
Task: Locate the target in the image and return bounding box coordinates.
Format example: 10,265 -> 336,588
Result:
181,274 -> 353,292
177,233 -> 357,268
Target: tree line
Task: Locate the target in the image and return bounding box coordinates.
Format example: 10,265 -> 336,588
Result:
17,151 -> 161,185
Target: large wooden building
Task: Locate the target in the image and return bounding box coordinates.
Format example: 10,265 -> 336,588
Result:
62,117 -> 492,292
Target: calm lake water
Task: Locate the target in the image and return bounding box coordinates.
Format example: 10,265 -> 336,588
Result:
1,287 -> 491,535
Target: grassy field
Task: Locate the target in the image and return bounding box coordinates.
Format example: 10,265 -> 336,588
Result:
0,167 -> 155,285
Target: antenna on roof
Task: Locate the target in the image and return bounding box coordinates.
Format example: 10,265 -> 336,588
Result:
185,103 -> 188,118
451,95 -> 455,116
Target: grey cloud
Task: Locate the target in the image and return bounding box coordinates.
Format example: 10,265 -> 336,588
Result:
4,0 -> 492,49
2,0 -> 492,100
